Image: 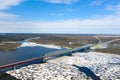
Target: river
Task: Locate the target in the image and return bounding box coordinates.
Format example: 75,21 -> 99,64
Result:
0,37 -> 64,67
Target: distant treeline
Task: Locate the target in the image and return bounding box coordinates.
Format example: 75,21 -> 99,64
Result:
95,42 -> 120,55
0,34 -> 41,42
30,35 -> 98,48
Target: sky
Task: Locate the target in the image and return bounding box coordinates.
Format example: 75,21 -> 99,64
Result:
0,0 -> 120,34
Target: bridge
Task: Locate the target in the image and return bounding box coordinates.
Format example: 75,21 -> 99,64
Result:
1,37 -> 119,71
91,37 -> 120,49
105,38 -> 120,44
0,44 -> 93,72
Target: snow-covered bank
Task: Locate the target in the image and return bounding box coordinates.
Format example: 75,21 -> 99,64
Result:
7,52 -> 120,80
18,42 -> 63,49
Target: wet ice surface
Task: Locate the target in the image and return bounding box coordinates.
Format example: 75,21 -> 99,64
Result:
7,52 -> 120,80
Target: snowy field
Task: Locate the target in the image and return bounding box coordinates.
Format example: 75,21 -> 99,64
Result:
7,52 -> 120,80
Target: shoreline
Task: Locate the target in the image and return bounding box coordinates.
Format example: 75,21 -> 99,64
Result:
0,41 -> 67,52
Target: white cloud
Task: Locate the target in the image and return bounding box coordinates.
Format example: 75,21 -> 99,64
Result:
116,3 -> 120,14
105,5 -> 114,11
0,0 -> 24,10
50,13 -> 64,16
105,3 -> 120,15
91,0 -> 106,6
0,0 -> 119,34
0,0 -> 24,20
0,14 -> 120,34
43,0 -> 79,4
0,12 -> 18,19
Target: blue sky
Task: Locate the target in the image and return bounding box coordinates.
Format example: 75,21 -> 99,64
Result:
0,0 -> 120,34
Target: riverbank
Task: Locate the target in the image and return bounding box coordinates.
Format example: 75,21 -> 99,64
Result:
29,36 -> 98,48
6,52 -> 120,80
0,35 -> 88,51
0,42 -> 20,51
0,41 -> 64,52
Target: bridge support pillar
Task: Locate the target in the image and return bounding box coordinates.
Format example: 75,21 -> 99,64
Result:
11,66 -> 16,70
41,58 -> 46,63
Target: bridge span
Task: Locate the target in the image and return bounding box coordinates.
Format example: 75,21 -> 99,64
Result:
0,44 -> 93,72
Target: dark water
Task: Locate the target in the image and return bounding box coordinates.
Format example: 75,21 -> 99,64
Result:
0,46 -> 61,66
0,37 -> 63,73
73,65 -> 101,80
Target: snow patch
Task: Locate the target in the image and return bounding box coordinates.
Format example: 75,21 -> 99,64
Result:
18,42 -> 62,49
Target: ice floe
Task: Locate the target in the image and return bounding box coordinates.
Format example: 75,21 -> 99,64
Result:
48,52 -> 120,80
7,52 -> 120,80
